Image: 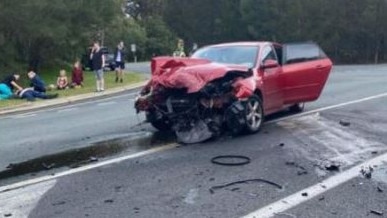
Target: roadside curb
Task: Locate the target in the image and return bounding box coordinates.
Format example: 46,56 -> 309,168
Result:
0,81 -> 148,116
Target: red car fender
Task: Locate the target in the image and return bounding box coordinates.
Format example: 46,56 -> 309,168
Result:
233,76 -> 257,99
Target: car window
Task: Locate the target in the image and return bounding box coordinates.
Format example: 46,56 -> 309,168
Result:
261,45 -> 278,63
192,45 -> 259,68
284,42 -> 327,64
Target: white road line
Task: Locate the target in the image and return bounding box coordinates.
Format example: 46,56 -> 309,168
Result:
0,144 -> 177,194
0,92 -> 139,120
11,114 -> 37,119
241,153 -> 387,218
97,101 -> 116,106
266,92 -> 387,124
0,180 -> 56,218
57,108 -> 78,113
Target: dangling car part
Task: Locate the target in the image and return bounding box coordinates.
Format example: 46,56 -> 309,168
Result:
135,41 -> 332,143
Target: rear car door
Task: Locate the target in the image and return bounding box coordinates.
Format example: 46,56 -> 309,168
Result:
281,42 -> 332,104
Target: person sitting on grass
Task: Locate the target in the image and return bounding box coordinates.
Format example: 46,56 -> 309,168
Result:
56,69 -> 69,90
28,70 -> 46,92
15,88 -> 58,102
0,73 -> 23,100
71,60 -> 84,88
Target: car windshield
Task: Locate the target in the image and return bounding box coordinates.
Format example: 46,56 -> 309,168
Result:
192,45 -> 259,68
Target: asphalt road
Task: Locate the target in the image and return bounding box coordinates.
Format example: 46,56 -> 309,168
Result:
0,62 -> 151,171
1,64 -> 387,217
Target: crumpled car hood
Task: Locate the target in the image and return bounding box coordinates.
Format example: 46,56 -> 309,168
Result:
149,57 -> 250,93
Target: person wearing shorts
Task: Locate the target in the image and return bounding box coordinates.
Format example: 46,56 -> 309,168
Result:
90,42 -> 105,92
114,41 -> 126,83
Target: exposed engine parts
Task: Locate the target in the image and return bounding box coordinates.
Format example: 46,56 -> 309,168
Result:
135,71 -> 263,144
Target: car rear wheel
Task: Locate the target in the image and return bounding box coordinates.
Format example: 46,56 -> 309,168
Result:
289,102 -> 305,113
244,95 -> 264,133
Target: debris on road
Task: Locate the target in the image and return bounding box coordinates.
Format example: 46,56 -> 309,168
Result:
361,166 -> 374,179
316,160 -> 341,172
286,161 -> 308,176
377,186 -> 384,193
318,196 -> 325,201
301,192 -> 308,197
4,214 -> 12,217
52,201 -> 66,206
42,163 -> 55,170
370,210 -> 383,216
209,178 -> 283,194
279,143 -> 285,147
211,155 -> 251,166
339,120 -> 351,127
104,199 -> 114,204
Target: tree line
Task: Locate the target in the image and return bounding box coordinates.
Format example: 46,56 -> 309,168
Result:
1,0 -> 386,77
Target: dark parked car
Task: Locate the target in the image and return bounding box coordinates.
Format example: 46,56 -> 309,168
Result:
81,47 -> 116,71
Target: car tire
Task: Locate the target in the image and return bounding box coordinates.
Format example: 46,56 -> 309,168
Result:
289,102 -> 305,113
244,95 -> 264,133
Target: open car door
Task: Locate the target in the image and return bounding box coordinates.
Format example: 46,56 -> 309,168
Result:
281,42 -> 332,105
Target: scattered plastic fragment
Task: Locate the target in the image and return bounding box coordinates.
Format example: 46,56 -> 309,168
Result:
339,120 -> 351,127
209,179 -> 283,194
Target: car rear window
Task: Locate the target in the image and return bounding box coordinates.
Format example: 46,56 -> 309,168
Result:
284,42 -> 327,64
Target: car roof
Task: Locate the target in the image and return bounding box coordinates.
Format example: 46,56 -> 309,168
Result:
204,41 -> 280,48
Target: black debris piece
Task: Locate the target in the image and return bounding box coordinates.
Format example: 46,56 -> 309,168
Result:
211,155 -> 251,166
52,201 -> 66,206
134,207 -> 140,211
339,120 -> 351,127
372,151 -> 379,155
377,186 -> 384,193
89,156 -> 98,162
286,161 -> 308,176
209,178 -> 215,181
370,210 -> 383,216
42,163 -> 55,170
209,179 -> 283,194
4,214 -> 12,217
279,143 -> 285,147
104,199 -> 114,204
317,160 -> 341,172
318,196 -> 325,201
360,166 -> 374,179
301,192 -> 308,197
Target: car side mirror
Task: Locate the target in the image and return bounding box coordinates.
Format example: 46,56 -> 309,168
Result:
261,59 -> 279,69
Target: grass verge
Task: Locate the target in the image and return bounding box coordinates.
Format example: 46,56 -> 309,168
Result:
0,70 -> 145,109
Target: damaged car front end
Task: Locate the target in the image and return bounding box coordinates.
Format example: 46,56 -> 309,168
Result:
135,56 -> 262,144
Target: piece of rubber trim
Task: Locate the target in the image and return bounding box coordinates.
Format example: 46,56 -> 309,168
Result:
211,155 -> 251,166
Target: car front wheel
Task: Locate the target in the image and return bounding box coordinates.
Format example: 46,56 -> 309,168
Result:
244,95 -> 264,133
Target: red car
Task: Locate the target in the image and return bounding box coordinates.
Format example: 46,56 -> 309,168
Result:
135,41 -> 332,143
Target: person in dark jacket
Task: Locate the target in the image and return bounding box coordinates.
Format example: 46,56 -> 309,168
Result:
114,41 -> 126,83
28,71 -> 46,92
16,88 -> 58,101
0,74 -> 23,100
90,41 -> 105,92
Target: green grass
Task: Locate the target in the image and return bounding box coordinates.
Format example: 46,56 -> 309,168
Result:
0,70 -> 145,109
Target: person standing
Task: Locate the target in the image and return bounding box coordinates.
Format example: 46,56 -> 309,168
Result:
0,73 -> 23,100
114,41 -> 126,83
90,42 -> 105,92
